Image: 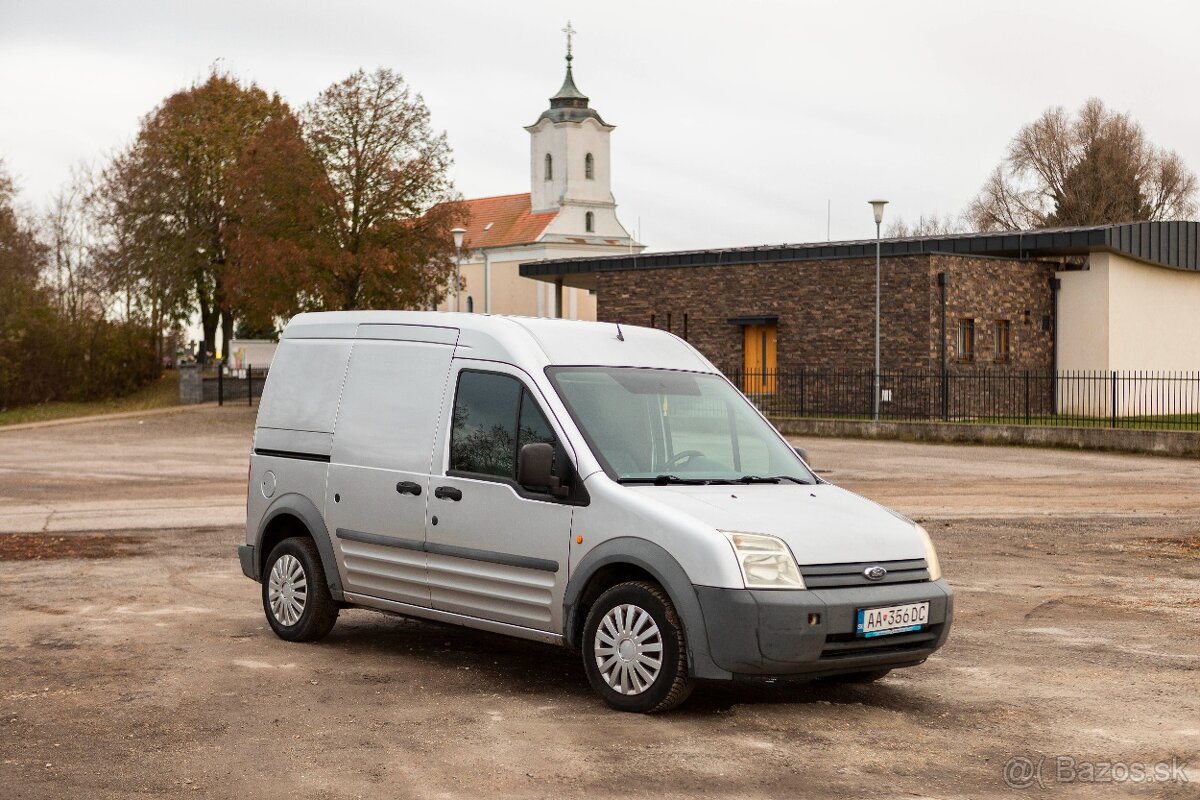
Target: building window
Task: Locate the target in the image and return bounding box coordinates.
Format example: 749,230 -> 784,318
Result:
585,152 -> 594,179
544,153 -> 553,181
956,319 -> 975,362
994,320 -> 1010,362
585,211 -> 594,232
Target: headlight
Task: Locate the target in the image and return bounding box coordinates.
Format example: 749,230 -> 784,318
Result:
723,532 -> 805,589
915,524 -> 943,581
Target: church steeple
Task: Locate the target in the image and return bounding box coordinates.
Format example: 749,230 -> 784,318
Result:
534,21 -> 606,125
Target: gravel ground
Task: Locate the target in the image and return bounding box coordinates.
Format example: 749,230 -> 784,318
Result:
1,406 -> 1198,798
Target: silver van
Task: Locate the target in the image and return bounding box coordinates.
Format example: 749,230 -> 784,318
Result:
239,311 -> 952,712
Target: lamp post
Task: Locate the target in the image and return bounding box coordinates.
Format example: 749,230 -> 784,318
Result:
451,227 -> 466,312
868,200 -> 888,421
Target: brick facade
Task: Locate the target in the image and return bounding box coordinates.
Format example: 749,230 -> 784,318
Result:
594,253 -> 1058,419
596,253 -> 1057,375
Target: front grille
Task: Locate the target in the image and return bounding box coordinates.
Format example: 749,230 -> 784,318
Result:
820,625 -> 943,660
800,558 -> 929,589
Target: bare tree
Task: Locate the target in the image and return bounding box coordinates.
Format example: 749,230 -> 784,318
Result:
41,164 -> 107,323
885,213 -> 963,238
967,98 -> 1197,231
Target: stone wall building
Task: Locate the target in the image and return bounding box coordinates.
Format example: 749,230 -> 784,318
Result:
520,222 -> 1200,417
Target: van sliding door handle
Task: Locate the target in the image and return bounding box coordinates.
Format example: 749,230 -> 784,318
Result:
395,481 -> 422,496
433,486 -> 462,501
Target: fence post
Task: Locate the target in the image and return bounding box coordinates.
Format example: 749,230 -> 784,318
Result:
248,363 -> 253,406
1024,370 -> 1030,425
217,360 -> 224,407
1111,370 -> 1118,428
799,368 -> 806,417
940,368 -> 948,421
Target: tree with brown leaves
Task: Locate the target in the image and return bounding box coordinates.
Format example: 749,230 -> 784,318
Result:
229,68 -> 465,323
967,98 -> 1197,231
105,71 -> 290,359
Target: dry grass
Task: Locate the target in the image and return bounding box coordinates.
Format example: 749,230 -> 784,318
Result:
0,371 -> 180,427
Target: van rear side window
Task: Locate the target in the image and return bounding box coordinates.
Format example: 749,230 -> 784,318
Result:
450,371 -> 556,479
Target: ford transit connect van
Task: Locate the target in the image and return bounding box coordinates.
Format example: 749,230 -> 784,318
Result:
239,311 -> 952,712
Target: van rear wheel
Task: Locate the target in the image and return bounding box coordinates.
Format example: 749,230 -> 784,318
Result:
582,581 -> 693,713
262,538 -> 338,642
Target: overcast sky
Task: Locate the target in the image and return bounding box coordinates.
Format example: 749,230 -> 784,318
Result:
2,0 -> 1197,251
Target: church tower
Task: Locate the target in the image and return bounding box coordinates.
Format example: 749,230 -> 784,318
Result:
526,23 -> 636,243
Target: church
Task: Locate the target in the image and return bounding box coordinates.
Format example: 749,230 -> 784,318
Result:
436,27 -> 643,320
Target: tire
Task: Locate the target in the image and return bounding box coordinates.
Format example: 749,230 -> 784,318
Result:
828,668 -> 892,684
582,581 -> 694,713
262,537 -> 338,642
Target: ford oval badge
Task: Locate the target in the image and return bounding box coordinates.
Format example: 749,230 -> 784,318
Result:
863,565 -> 887,581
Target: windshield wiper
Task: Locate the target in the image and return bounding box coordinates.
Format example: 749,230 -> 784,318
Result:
617,475 -> 713,485
736,475 -> 816,485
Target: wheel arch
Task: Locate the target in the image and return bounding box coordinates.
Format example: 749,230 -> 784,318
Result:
254,493 -> 345,601
564,537 -> 731,680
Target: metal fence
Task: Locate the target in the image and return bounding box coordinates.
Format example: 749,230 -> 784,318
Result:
728,368 -> 1200,431
213,364 -> 268,406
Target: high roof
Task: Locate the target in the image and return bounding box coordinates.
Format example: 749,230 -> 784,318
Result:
520,221 -> 1200,280
451,193 -> 557,250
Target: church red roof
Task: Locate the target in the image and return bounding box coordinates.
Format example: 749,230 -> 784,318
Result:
455,193 -> 557,250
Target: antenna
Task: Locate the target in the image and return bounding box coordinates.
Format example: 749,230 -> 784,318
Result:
616,322 -> 625,341
827,199 -> 831,242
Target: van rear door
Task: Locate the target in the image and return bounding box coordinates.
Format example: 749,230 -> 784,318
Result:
325,325 -> 458,608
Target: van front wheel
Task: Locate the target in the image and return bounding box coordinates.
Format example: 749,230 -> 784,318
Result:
262,538 -> 338,642
582,581 -> 693,713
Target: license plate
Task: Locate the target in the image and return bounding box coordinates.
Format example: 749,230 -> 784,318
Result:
856,601 -> 929,638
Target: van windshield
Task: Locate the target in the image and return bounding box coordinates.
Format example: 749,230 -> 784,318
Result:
547,367 -> 816,485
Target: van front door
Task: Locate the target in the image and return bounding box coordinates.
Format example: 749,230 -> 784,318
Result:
424,363 -> 573,634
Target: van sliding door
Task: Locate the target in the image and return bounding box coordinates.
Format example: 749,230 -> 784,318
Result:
325,328 -> 457,608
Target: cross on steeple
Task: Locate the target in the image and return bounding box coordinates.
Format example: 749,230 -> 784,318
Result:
562,20 -> 576,63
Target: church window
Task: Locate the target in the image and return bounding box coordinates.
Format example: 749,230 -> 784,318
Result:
585,153 -> 594,179
585,211 -> 594,233
545,153 -> 553,181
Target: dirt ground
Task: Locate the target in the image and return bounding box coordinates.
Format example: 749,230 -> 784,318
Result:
1,406 -> 1198,799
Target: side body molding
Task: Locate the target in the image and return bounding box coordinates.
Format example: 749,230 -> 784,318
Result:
563,537 -> 731,681
255,493 -> 345,601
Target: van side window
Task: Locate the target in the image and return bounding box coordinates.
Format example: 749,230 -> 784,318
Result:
450,371 -> 558,480
518,394 -> 556,452
451,372 -> 522,477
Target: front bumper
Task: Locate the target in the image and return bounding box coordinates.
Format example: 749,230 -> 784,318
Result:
695,578 -> 953,677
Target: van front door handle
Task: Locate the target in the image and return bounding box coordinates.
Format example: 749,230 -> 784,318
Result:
396,481 -> 422,496
433,486 -> 462,501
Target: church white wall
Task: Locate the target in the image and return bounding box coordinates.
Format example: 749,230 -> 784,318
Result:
528,118 -> 615,211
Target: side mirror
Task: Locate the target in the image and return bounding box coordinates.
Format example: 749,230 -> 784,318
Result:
793,446 -> 809,463
518,442 -> 569,498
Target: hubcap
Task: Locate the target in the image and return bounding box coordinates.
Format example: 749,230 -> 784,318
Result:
268,554 -> 307,626
594,603 -> 663,696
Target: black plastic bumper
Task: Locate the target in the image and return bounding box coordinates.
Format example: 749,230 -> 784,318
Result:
238,544 -> 258,581
694,579 -> 953,677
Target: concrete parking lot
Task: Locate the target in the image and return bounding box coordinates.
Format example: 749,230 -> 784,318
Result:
1,406 -> 1198,798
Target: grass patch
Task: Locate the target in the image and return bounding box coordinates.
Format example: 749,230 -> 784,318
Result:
0,371 -> 180,427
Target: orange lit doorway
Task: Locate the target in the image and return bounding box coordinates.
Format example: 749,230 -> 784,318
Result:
742,323 -> 777,394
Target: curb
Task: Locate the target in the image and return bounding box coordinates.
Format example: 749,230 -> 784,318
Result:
771,417 -> 1200,459
0,403 -> 227,433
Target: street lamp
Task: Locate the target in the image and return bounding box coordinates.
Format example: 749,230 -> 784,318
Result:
451,227 -> 466,312
868,200 -> 888,421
